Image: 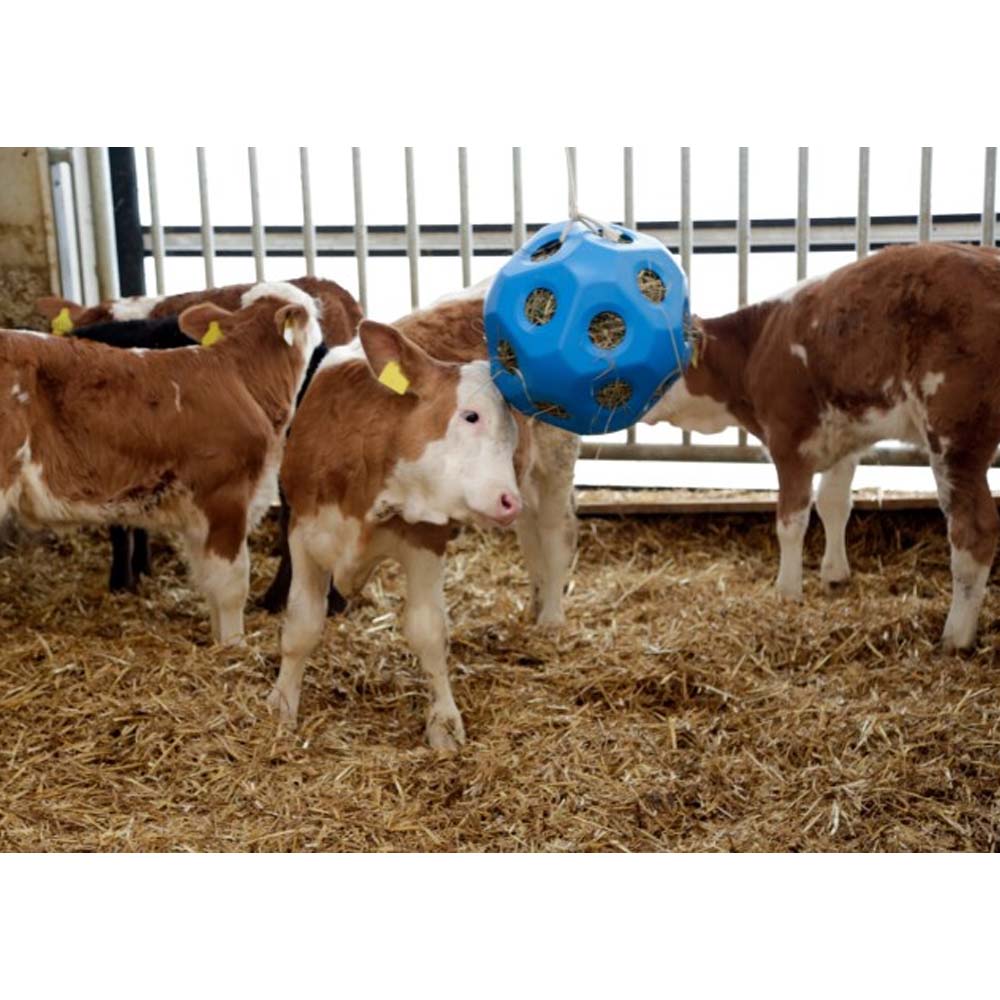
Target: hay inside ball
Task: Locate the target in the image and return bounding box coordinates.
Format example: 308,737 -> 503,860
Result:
484,220 -> 692,435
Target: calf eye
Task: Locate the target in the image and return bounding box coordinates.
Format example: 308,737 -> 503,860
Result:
462,411 -> 480,424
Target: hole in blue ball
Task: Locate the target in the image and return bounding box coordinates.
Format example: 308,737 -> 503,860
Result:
638,269 -> 667,303
589,311 -> 626,350
497,340 -> 519,374
530,240 -> 562,262
595,379 -> 633,410
525,289 -> 557,326
535,401 -> 570,420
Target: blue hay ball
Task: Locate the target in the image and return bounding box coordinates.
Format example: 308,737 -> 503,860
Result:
484,220 -> 692,435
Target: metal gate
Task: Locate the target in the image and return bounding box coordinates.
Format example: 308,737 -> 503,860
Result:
45,145 -> 1000,472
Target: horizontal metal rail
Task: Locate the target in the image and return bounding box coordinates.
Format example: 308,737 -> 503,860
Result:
139,212 -> 1000,259
577,441 -> 982,466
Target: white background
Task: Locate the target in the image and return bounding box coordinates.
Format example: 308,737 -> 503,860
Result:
4,0 -> 999,995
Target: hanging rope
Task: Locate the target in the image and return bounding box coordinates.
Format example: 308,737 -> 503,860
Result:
561,147 -> 623,244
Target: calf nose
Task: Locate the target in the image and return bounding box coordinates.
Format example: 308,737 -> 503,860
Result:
497,491 -> 522,524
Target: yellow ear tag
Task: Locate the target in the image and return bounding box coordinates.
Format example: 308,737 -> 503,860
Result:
378,360 -> 409,395
201,320 -> 224,347
51,307 -> 74,336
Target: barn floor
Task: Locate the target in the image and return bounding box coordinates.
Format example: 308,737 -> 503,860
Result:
1,507 -> 998,852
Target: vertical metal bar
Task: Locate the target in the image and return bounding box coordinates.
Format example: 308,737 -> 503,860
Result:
300,147 -> 317,277
145,147 -> 166,294
857,147 -> 870,259
69,147 -> 99,304
86,146 -> 121,301
248,147 -> 266,282
624,147 -> 636,444
196,147 -> 215,288
566,146 -> 578,216
50,160 -> 82,302
512,147 -> 526,250
458,147 -> 472,288
623,147 -> 635,228
680,147 -> 692,277
737,147 -> 749,307
919,147 -> 933,243
796,146 -> 809,280
405,147 -> 420,309
737,147 -> 749,448
680,147 -> 692,449
351,147 -> 368,315
983,147 -> 997,248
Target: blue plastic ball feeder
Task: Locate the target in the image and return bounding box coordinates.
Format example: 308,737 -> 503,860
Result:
484,220 -> 692,436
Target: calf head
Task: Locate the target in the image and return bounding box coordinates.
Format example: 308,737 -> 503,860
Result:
360,319 -> 522,528
178,282 -> 322,361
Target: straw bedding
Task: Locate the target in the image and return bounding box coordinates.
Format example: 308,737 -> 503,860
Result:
1,506 -> 998,852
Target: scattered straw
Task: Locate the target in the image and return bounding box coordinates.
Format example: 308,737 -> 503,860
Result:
1,508 -> 998,852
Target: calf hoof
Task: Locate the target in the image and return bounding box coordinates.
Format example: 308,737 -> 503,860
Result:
266,685 -> 299,725
821,574 -> 851,594
775,583 -> 804,602
534,609 -> 565,631
108,570 -> 136,594
425,707 -> 465,751
941,627 -> 977,654
327,586 -> 348,616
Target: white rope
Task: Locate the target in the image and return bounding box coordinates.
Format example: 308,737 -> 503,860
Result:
561,146 -> 622,244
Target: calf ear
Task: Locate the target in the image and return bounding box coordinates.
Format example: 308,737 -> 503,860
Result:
359,320 -> 444,398
274,303 -> 310,347
178,302 -> 234,346
36,296 -> 85,335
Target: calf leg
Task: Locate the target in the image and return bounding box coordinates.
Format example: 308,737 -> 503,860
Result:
268,526 -> 330,724
184,511 -> 250,645
108,526 -> 135,592
516,432 -> 578,627
258,499 -> 294,614
259,497 -> 347,616
816,454 -> 858,589
774,457 -> 814,599
203,541 -> 250,645
398,543 -> 464,749
131,528 -> 152,580
932,462 -> 997,651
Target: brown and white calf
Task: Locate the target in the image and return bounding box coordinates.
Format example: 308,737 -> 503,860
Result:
645,242 -> 1000,651
1,281 -> 322,643
36,278 -> 362,598
269,287 -> 579,748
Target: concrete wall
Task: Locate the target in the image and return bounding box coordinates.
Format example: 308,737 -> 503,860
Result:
0,147 -> 60,330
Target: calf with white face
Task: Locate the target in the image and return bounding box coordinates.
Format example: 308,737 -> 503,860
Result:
269,319 -> 523,748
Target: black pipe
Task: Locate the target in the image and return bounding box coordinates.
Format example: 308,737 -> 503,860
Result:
108,148 -> 151,588
109,148 -> 146,298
